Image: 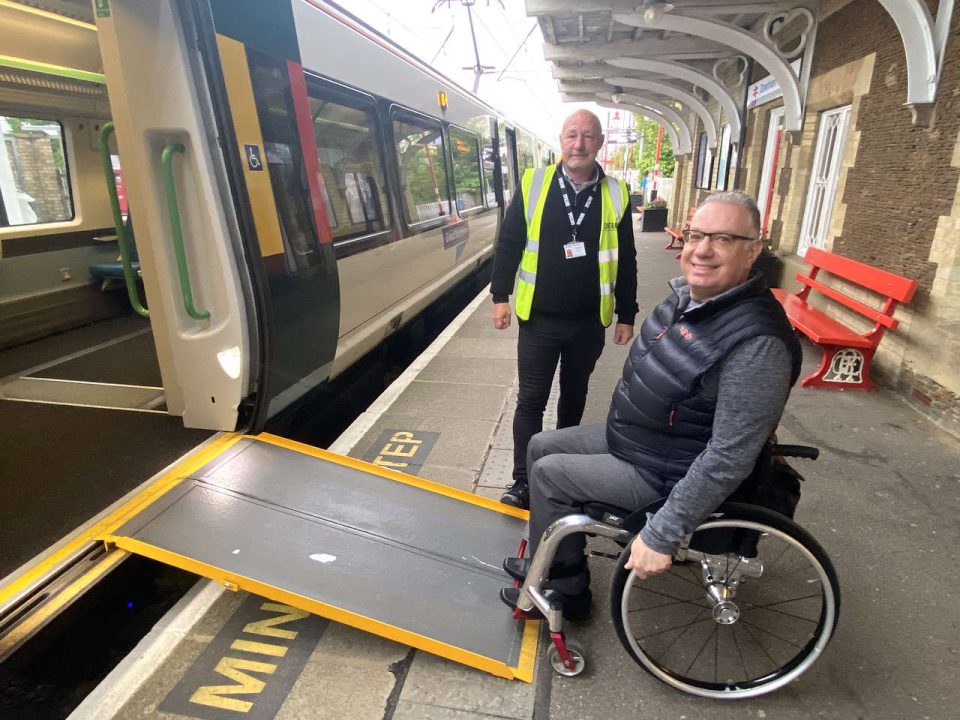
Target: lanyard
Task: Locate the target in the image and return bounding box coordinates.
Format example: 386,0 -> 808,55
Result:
556,172 -> 597,242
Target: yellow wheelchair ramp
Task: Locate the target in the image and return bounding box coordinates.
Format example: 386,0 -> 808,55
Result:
98,433 -> 538,681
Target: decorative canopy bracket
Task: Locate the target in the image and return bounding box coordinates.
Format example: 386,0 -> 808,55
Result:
613,11 -> 805,132
562,89 -> 692,155
597,100 -> 689,156
531,0 -> 956,130
605,57 -> 742,141
605,77 -> 719,147
876,0 -> 955,126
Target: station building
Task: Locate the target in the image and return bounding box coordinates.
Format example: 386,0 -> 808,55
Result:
532,0 -> 960,437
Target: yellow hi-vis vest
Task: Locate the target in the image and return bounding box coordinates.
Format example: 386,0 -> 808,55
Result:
515,165 -> 629,326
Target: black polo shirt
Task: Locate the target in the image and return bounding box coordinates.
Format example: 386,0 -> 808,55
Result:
490,163 -> 638,325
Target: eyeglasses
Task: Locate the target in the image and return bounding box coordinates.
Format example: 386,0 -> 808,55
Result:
683,229 -> 758,247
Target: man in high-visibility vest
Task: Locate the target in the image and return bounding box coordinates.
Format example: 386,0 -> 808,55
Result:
490,109 -> 638,510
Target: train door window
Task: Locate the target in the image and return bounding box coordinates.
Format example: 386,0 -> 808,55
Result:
392,113 -> 450,227
0,115 -> 72,227
248,60 -> 325,268
449,126 -> 483,215
307,87 -> 390,243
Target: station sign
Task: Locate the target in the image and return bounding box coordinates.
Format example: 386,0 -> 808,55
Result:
747,58 -> 802,109
606,129 -> 639,144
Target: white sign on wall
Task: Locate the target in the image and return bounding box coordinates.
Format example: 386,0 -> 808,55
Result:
747,59 -> 803,109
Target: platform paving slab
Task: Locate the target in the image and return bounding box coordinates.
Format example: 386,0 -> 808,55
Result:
416,465 -> 479,492
385,380 -> 511,422
437,336 -> 518,360
396,651 -> 536,720
355,413 -> 499,476
84,228 -> 960,720
275,624 -> 408,720
414,355 -> 516,386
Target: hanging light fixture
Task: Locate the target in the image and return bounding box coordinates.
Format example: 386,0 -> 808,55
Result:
640,1 -> 675,25
611,86 -> 625,104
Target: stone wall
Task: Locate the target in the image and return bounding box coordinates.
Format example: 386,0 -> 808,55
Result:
8,131 -> 71,223
668,0 -> 960,437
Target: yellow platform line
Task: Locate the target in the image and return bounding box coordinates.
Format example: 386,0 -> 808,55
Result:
103,536 -> 539,681
0,548 -> 127,658
0,433 -> 242,607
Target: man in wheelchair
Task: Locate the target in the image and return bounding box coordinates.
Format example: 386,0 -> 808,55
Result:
501,191 -> 803,620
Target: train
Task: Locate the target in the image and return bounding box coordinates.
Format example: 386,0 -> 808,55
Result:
0,0 -> 557,435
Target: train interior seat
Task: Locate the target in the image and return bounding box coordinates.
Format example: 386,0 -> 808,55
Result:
88,216 -> 140,287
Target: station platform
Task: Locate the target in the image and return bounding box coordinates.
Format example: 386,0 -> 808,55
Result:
71,227 -> 960,720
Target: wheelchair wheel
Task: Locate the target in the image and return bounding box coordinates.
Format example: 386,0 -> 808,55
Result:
610,503 -> 840,699
548,640 -> 586,677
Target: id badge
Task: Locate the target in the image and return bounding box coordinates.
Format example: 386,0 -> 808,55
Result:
563,241 -> 586,259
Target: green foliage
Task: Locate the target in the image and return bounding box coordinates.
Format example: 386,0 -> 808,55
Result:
608,115 -> 676,178
634,115 -> 675,177
644,196 -> 668,210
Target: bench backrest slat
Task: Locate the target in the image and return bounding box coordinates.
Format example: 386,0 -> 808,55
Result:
803,247 -> 918,302
797,275 -> 898,329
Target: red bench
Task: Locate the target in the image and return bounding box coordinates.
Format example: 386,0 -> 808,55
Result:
771,247 -> 918,390
665,207 -> 695,251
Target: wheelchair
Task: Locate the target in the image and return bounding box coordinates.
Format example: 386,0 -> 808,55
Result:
509,443 -> 840,699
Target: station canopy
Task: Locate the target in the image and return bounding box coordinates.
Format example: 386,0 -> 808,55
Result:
526,0 -> 954,145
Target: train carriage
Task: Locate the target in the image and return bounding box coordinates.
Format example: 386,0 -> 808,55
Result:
1,0 -> 557,430
0,0 -> 555,601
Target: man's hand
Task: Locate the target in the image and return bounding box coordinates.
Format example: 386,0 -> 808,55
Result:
625,535 -> 672,580
492,302 -> 512,330
612,322 -> 635,345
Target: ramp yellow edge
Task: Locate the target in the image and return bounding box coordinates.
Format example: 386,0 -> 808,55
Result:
103,536 -> 539,681
254,433 -> 530,521
0,432 -> 242,606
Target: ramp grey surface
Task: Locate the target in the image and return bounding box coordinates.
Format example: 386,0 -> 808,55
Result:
110,438 -> 532,671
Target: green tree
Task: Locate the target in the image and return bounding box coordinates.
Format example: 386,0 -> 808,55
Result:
631,115 -> 675,178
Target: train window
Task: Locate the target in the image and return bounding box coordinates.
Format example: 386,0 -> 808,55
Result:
308,95 -> 390,242
0,115 -> 72,227
392,115 -> 450,226
449,127 -> 483,214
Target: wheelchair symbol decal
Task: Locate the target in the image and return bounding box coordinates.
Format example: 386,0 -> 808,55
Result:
244,144 -> 263,171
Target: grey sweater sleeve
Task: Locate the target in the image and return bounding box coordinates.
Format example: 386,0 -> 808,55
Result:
639,335 -> 794,554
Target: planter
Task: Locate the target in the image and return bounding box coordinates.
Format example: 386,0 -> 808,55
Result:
640,206 -> 668,232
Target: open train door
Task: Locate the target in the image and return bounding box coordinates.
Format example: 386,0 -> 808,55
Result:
90,0 -> 538,681
95,0 -> 343,433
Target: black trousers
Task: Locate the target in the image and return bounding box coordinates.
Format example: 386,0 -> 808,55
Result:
512,314 -> 606,484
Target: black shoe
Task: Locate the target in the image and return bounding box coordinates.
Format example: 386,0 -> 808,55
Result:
500,481 -> 529,509
502,557 -> 588,583
499,585 -> 593,622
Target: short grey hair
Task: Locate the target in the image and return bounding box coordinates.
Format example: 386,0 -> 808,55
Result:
697,191 -> 762,238
561,109 -> 603,136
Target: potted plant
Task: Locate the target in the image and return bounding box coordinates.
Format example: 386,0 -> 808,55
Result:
640,197 -> 669,232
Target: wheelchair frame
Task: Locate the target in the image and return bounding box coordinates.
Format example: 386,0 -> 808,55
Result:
510,445 -> 841,699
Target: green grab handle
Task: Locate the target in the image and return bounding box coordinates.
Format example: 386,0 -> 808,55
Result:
97,122 -> 149,317
160,144 -> 210,321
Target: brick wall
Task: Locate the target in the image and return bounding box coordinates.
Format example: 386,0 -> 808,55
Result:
11,132 -> 70,222
814,0 -> 956,301
668,1 -> 960,437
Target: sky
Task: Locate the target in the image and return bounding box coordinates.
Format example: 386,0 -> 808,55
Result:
344,0 -> 599,143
